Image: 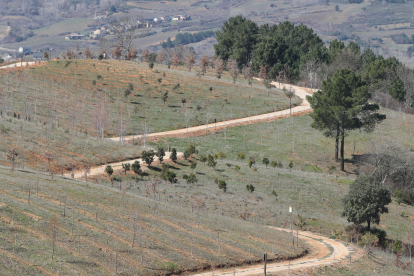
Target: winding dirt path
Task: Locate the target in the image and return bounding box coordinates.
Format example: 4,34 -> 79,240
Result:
1,62 -> 360,273
109,83 -> 315,142
192,227 -> 355,276
69,83 -> 313,179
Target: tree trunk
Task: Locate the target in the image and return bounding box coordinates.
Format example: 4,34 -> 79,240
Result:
335,127 -> 339,161
340,129 -> 345,171
367,220 -> 371,232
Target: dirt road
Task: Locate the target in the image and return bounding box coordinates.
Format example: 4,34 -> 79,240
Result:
0,61 -> 37,69
109,83 -> 315,142
192,227 -> 355,276
64,151 -> 183,179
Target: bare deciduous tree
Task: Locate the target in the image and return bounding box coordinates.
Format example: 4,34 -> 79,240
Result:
6,148 -> 18,174
42,151 -> 54,177
109,16 -> 145,55
258,65 -> 267,81
227,58 -> 239,84
142,49 -> 150,62
214,57 -> 224,79
49,215 -> 59,260
112,44 -> 122,60
200,53 -> 209,75
301,59 -> 319,89
93,98 -> 109,141
185,50 -> 196,72
84,164 -> 91,181
242,65 -> 253,86
84,46 -> 94,59
156,49 -> 166,64
126,47 -> 137,60
170,51 -> 181,68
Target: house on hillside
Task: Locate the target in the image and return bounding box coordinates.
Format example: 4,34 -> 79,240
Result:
160,16 -> 171,22
2,54 -> 13,61
33,53 -> 43,60
90,29 -> 106,39
18,47 -> 31,55
65,33 -> 85,40
94,12 -> 105,20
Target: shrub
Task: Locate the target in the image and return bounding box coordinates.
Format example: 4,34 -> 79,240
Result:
246,184 -> 255,193
391,239 -> 404,254
218,180 -> 227,192
358,232 -> 378,247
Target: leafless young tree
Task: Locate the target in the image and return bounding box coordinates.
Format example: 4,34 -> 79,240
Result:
93,97 -> 109,141
49,215 -> 59,260
112,44 -> 122,60
185,50 -> 196,72
42,151 -> 54,177
6,148 -> 18,174
170,51 -> 181,68
126,47 -> 137,60
214,57 -> 224,79
258,65 -> 267,81
84,46 -> 94,59
84,164 -> 91,182
301,59 -> 319,89
184,108 -> 193,137
200,53 -> 209,75
156,49 -> 166,64
242,65 -> 253,86
226,58 -> 239,84
142,49 -> 150,62
63,49 -> 76,59
284,86 -> 296,116
210,56 -> 216,68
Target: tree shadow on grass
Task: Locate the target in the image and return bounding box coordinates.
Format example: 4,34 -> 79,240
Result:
149,166 -> 161,172
196,172 -> 205,175
168,105 -> 181,108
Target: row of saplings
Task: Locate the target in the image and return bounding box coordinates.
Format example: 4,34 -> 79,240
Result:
102,144 -> 286,195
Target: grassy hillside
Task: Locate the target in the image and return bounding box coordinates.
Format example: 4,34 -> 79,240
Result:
163,107 -> 414,176
0,61 -> 296,172
0,166 -> 299,275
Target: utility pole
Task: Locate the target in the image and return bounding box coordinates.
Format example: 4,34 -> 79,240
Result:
263,253 -> 267,275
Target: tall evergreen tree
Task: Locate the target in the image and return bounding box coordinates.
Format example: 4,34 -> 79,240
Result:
389,76 -> 406,102
307,69 -> 385,171
214,15 -> 259,67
